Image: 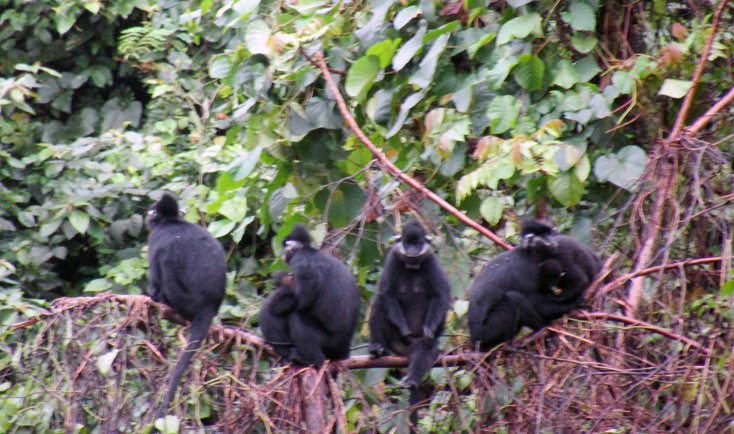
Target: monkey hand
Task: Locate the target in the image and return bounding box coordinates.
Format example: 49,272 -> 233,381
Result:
369,343 -> 387,358
422,326 -> 435,343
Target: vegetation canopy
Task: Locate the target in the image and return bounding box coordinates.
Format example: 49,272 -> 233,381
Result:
1,0 -> 733,432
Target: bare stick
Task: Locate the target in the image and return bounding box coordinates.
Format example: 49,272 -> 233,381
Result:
312,51 -> 512,250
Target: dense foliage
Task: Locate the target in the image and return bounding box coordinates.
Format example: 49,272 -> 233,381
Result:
1,0 -> 733,432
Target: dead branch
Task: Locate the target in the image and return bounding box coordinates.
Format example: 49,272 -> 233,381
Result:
311,51 -> 512,251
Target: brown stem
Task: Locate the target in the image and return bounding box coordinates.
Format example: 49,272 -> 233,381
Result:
601,255 -> 733,294
688,86 -> 734,133
670,0 -> 730,139
311,51 -> 511,250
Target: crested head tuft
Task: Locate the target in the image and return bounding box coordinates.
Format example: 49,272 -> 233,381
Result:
400,220 -> 427,244
520,217 -> 555,237
154,193 -> 180,219
284,224 -> 312,246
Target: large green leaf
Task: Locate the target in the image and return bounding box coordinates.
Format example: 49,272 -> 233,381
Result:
497,13 -> 542,45
392,20 -> 427,71
551,60 -> 580,89
593,145 -> 647,191
513,54 -> 544,90
346,55 -> 381,97
394,5 -> 421,30
480,196 -> 504,225
562,2 -> 596,31
246,20 -> 271,55
487,95 -> 521,134
227,147 -> 263,181
69,211 -> 90,234
386,92 -> 424,138
548,172 -> 584,207
409,33 -> 449,89
658,79 -> 694,99
366,39 -> 402,68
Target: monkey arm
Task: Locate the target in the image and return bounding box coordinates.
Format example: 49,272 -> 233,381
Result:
292,264 -> 323,311
422,261 -> 452,339
383,295 -> 412,337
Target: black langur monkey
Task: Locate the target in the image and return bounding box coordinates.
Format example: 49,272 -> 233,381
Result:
259,271 -> 297,359
368,220 -> 452,429
280,225 -> 360,367
146,193 -> 226,432
468,218 -> 601,350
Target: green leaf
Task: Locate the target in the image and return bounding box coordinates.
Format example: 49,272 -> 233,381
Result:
658,79 -> 694,99
386,92 -> 424,138
97,350 -> 119,376
497,13 -> 542,45
548,172 -> 584,207
467,31 -> 496,59
83,2 -> 102,14
453,299 -> 469,317
55,12 -> 78,35
487,95 -> 521,134
480,196 -> 504,225
409,33 -> 449,89
593,145 -> 647,191
246,20 -> 271,55
394,5 -> 421,30
392,20 -> 428,71
487,57 -> 519,89
227,147 -> 263,181
346,55 -> 381,97
513,54 -> 545,90
154,415 -> 180,434
69,211 -> 90,234
423,21 -> 460,44
210,57 -> 233,79
576,57 -> 601,82
562,2 -> 596,31
612,71 -> 634,94
552,60 -> 581,89
208,219 -> 237,238
366,39 -> 402,68
219,196 -> 248,221
40,219 -> 63,237
571,33 -> 598,53
84,278 -> 113,293
574,154 -> 591,182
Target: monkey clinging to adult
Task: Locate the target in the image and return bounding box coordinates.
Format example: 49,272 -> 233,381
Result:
146,193 -> 226,432
468,217 -> 601,350
368,220 -> 452,430
279,224 -> 361,367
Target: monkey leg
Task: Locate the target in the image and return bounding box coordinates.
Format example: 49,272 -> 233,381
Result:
505,291 -> 547,331
472,296 -> 522,350
405,338 -> 439,387
288,313 -> 329,367
369,295 -> 409,357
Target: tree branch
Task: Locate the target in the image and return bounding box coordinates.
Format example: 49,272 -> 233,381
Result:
669,0 -> 731,139
312,51 -> 512,250
601,255 -> 733,294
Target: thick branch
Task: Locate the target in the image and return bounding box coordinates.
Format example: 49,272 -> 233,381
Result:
312,51 -> 512,250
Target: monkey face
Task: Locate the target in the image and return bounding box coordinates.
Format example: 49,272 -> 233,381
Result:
281,239 -> 304,264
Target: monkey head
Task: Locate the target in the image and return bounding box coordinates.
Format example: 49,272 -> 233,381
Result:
146,193 -> 184,230
519,218 -> 558,251
272,270 -> 295,293
281,225 -> 312,264
394,220 -> 433,270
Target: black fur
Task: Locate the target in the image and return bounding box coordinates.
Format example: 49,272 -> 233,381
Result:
468,218 -> 601,350
275,224 -> 360,367
260,271 -> 297,359
146,193 -> 226,431
368,220 -> 452,429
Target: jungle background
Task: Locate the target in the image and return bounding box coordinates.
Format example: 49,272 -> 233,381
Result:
1,0 -> 734,432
